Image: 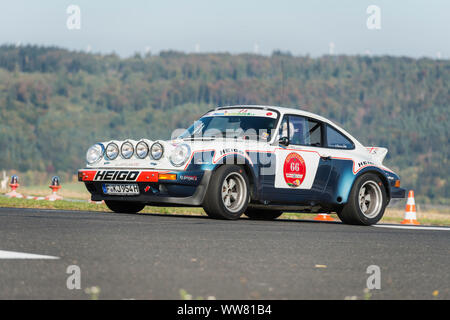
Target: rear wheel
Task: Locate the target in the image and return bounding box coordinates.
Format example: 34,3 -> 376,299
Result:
337,173 -> 387,225
245,208 -> 283,220
203,165 -> 249,220
105,200 -> 145,214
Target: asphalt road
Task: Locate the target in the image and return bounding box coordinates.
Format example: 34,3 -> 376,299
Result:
0,207 -> 448,299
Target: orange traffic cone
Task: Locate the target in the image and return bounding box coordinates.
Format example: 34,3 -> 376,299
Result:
401,190 -> 419,225
314,213 -> 334,221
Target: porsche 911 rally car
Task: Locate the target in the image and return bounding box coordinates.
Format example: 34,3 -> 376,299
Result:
78,105 -> 405,225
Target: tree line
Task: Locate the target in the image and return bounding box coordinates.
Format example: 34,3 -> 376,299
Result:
0,45 -> 448,204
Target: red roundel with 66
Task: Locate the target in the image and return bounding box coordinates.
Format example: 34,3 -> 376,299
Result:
283,153 -> 306,187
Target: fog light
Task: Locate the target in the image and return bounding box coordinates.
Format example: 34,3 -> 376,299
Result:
159,174 -> 177,181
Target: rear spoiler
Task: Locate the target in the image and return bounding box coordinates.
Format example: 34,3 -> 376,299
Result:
366,147 -> 388,164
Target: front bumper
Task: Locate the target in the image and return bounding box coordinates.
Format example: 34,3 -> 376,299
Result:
78,169 -> 212,206
390,186 -> 406,199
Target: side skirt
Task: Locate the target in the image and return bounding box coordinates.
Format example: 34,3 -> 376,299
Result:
247,203 -> 328,213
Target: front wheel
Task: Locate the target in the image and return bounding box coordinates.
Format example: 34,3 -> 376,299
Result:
337,173 -> 387,226
105,200 -> 145,214
203,165 -> 250,220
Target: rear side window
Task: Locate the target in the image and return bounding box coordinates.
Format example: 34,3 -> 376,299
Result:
326,125 -> 354,149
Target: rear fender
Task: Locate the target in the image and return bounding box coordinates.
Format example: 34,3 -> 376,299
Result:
329,160 -> 391,205
348,167 -> 391,202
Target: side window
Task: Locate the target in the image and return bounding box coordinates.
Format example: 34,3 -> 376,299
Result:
280,115 -> 323,147
326,125 -> 354,149
307,119 -> 322,146
289,116 -> 307,145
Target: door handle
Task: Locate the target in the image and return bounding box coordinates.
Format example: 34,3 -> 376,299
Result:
320,155 -> 332,160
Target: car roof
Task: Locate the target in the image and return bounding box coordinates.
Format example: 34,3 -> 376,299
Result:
217,105 -> 364,148
217,105 -> 329,123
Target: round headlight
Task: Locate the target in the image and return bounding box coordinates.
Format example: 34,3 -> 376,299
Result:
121,142 -> 134,159
170,144 -> 191,167
136,141 -> 149,159
86,143 -> 104,164
105,143 -> 119,160
150,142 -> 164,160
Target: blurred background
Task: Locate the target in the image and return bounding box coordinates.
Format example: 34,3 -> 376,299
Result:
0,0 -> 448,206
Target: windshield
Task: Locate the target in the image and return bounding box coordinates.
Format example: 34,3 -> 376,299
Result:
179,111 -> 278,141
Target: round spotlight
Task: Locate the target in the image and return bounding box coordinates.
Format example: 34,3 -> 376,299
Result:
105,143 -> 119,160
136,141 -> 149,159
121,141 -> 134,159
150,142 -> 164,160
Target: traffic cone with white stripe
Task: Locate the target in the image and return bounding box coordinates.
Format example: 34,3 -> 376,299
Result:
401,190 -> 419,225
314,213 -> 334,221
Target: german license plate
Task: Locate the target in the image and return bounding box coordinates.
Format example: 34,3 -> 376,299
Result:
102,184 -> 140,195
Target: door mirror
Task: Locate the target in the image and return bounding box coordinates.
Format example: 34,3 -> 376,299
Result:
279,136 -> 289,146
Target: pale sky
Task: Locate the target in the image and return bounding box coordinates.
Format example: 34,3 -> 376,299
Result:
0,0 -> 448,58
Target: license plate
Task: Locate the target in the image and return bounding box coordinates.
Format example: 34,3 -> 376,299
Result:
102,184 -> 140,195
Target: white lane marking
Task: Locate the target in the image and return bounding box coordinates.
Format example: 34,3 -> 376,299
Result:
0,250 -> 59,259
374,225 -> 450,231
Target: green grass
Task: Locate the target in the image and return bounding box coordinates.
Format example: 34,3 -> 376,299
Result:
0,195 -> 207,216
0,196 -> 108,212
1,195 -> 449,226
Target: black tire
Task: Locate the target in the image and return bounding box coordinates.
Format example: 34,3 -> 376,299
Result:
203,165 -> 250,220
105,200 -> 145,214
245,208 -> 283,220
337,173 -> 387,226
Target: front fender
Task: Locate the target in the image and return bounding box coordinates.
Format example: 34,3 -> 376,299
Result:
210,154 -> 259,200
185,150 -> 260,200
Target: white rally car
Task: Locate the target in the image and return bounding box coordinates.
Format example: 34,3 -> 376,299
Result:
78,105 -> 405,225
